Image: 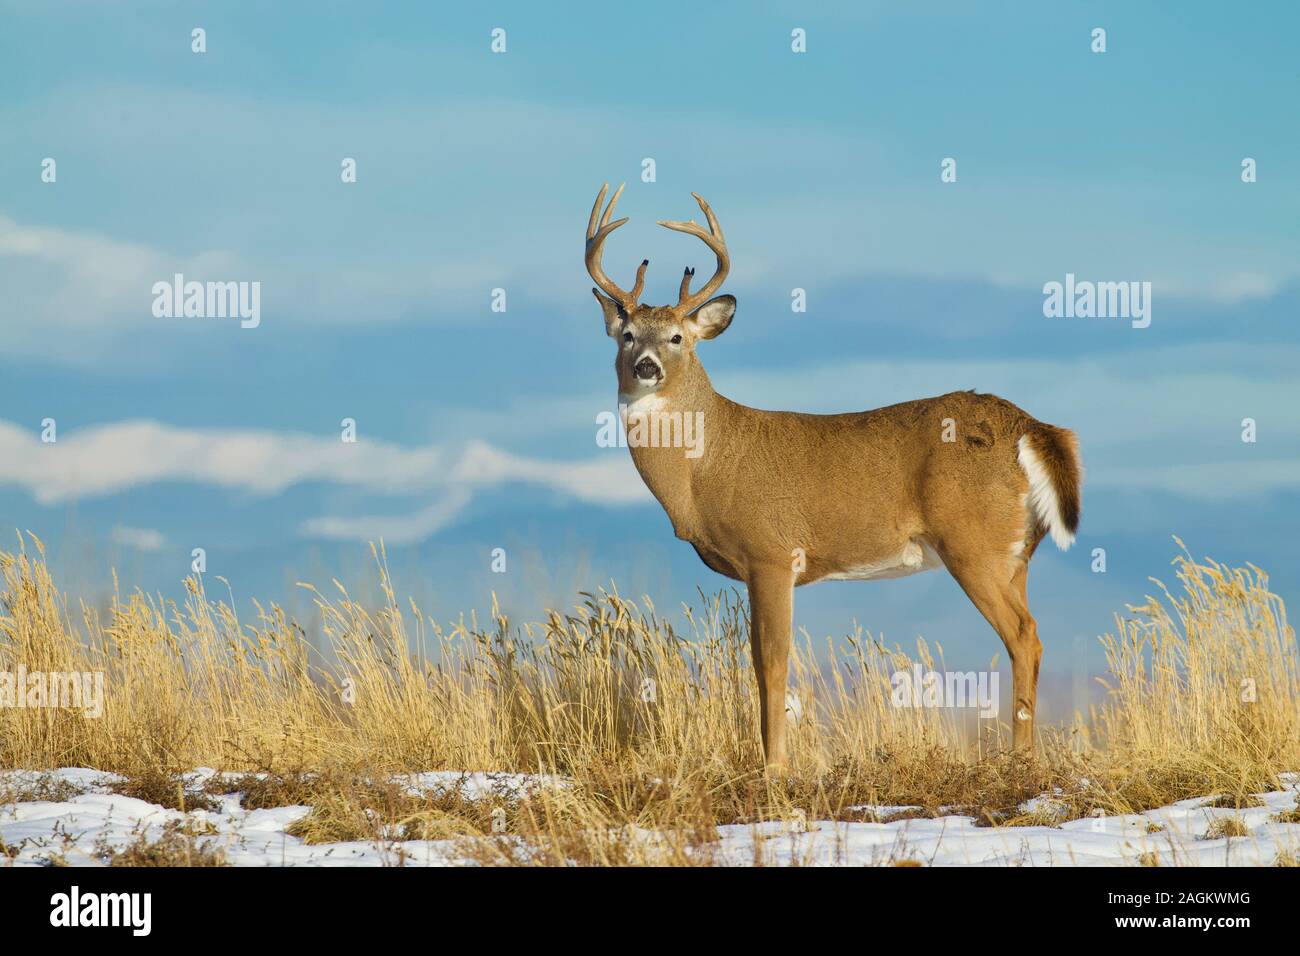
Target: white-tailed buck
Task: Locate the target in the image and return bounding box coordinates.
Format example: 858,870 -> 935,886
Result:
586,183 -> 1082,766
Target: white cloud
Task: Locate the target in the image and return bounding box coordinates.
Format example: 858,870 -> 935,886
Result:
110,525 -> 166,552
451,441 -> 648,504
299,488 -> 474,545
0,419 -> 444,503
0,215 -> 243,354
0,420 -> 650,543
0,213 -> 503,362
297,443 -> 651,544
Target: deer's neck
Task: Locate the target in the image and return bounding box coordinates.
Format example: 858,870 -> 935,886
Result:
620,364 -> 721,540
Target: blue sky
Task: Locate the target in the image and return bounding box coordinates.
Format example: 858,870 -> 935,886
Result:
1,1 -> 1298,701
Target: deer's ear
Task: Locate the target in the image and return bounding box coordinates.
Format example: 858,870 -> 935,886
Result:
687,295 -> 735,340
592,288 -> 624,337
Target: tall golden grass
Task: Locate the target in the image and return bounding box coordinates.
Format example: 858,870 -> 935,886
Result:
1,532 -> 1296,862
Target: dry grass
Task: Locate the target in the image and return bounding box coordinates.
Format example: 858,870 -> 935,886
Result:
1089,538 -> 1299,800
0,771 -> 84,805
280,772 -> 503,845
96,819 -> 227,867
1,533 -> 1297,865
1204,817 -> 1250,839
109,768 -> 219,812
1205,792 -> 1265,809
1270,796 -> 1300,824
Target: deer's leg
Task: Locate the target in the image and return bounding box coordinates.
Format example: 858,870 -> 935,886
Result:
746,565 -> 794,769
1009,563 -> 1043,748
943,556 -> 1042,752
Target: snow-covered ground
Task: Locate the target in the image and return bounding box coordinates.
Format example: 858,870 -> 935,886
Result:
3,768 -> 1298,867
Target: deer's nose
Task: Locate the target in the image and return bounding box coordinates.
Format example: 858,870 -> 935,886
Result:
634,356 -> 661,380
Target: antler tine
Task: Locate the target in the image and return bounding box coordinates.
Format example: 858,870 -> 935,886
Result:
678,266 -> 695,303
585,183 -> 642,311
587,184 -> 630,246
600,182 -> 626,229
690,191 -> 723,239
657,192 -> 730,316
586,183 -> 609,240
629,258 -> 649,305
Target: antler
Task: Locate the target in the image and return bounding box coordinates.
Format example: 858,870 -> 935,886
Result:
658,192 -> 730,316
586,183 -> 647,313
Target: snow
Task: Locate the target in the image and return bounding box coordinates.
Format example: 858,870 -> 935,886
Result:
398,770 -> 566,801
3,767 -> 1298,867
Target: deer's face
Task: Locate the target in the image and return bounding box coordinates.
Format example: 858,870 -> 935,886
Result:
584,184 -> 735,400
599,299 -> 736,397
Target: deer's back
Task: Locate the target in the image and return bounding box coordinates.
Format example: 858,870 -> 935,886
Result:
688,390 -> 1039,580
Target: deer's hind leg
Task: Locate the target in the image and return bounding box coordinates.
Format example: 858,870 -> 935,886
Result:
939,546 -> 1042,752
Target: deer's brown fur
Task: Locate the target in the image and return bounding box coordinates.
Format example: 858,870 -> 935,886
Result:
586,185 -> 1083,766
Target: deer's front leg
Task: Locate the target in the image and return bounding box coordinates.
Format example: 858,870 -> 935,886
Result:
746,565 -> 794,769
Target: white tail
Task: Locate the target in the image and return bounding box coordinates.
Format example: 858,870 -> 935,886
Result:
1018,435 -> 1080,551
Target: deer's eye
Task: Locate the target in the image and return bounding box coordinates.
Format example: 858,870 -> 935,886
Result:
622,331 -> 634,343
670,334 -> 683,345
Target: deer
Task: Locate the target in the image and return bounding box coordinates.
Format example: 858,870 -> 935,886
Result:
585,183 -> 1083,768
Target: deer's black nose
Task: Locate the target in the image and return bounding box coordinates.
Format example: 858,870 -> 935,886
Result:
634,357 -> 661,380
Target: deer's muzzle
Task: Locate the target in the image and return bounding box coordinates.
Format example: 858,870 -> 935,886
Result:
634,355 -> 662,381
